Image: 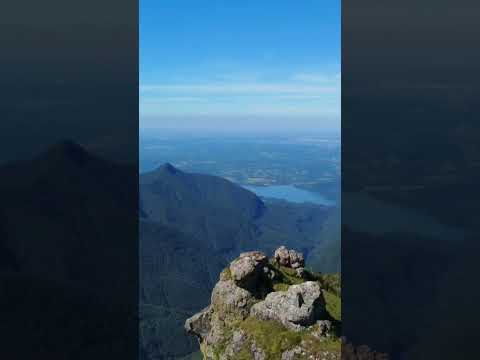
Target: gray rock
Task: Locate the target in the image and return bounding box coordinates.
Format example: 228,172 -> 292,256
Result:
274,246 -> 305,269
314,320 -> 333,338
281,346 -> 303,360
274,246 -> 291,266
184,306 -> 213,341
295,267 -> 305,278
250,281 -> 326,331
230,251 -> 268,290
288,249 -> 304,269
223,330 -> 248,358
211,279 -> 255,321
251,340 -> 266,360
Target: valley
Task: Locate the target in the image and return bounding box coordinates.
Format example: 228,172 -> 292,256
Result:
140,161 -> 340,359
140,131 -> 340,197
139,133 -> 340,359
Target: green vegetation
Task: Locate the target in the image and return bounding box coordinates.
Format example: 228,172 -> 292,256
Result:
324,291 -> 341,321
234,315 -> 341,360
270,261 -> 341,297
316,273 -> 341,297
140,164 -> 339,359
307,206 -> 341,274
212,327 -> 234,360
240,317 -> 303,359
301,332 -> 341,355
269,262 -> 306,291
272,283 -> 290,292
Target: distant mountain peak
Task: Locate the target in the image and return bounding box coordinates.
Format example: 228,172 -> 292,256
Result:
47,140 -> 90,158
49,139 -> 85,152
43,140 -> 92,166
160,163 -> 181,174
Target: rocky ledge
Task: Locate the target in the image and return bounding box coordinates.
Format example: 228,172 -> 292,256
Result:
185,247 -> 342,360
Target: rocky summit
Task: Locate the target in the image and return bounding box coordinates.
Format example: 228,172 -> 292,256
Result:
185,247 -> 342,360
274,246 -> 305,269
250,281 -> 325,331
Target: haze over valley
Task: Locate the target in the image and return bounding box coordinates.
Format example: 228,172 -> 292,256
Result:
139,132 -> 340,359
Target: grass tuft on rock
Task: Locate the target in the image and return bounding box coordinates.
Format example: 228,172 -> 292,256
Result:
302,333 -> 342,355
239,317 -> 302,359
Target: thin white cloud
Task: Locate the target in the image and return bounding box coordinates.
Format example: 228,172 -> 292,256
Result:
141,96 -> 208,103
140,82 -> 339,95
139,71 -> 340,118
291,72 -> 341,83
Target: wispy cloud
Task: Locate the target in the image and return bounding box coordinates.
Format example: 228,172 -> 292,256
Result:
141,96 -> 208,103
140,82 -> 339,95
139,70 -> 340,118
291,72 -> 341,83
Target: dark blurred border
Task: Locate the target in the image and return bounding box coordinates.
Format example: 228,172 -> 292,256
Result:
0,1 -> 138,359
343,1 -> 480,359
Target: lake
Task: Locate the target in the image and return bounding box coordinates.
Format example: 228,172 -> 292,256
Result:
243,185 -> 335,206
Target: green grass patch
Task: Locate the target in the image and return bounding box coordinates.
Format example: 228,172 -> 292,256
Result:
316,273 -> 341,296
301,334 -> 341,355
235,345 -> 255,360
269,261 -> 305,291
324,291 -> 341,321
240,317 -> 302,360
239,316 -> 341,360
272,283 -> 290,292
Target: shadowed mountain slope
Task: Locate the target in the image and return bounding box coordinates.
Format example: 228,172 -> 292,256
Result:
0,141 -> 137,359
140,164 -> 336,359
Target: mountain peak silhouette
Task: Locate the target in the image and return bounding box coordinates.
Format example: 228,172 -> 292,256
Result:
42,140 -> 93,166
158,162 -> 181,174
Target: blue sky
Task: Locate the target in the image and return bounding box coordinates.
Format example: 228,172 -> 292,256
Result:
140,0 -> 340,132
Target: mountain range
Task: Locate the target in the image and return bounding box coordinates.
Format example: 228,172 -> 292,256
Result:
140,164 -> 338,359
0,142 -> 338,359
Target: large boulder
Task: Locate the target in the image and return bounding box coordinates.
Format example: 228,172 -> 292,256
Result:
250,281 -> 326,331
229,251 -> 268,290
187,279 -> 256,359
211,279 -> 255,322
274,246 -> 305,269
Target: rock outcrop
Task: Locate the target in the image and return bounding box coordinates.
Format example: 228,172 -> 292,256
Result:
211,278 -> 255,321
250,281 -> 326,331
185,247 -> 342,360
229,251 -> 268,292
184,307 -> 213,342
274,246 -> 305,269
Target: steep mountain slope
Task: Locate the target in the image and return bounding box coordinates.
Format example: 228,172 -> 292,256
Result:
141,164 -> 264,253
140,165 -> 336,359
140,222 -> 227,359
0,141 -> 137,359
307,207 -> 341,273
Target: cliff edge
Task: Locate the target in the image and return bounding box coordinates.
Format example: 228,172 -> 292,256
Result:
185,247 -> 342,360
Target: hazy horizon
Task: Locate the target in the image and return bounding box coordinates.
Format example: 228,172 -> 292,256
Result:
140,114 -> 340,134
140,0 -> 340,133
